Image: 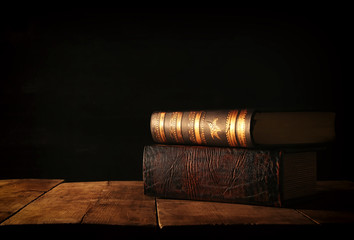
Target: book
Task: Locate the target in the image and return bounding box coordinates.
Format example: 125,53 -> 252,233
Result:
143,144 -> 317,207
150,109 -> 335,148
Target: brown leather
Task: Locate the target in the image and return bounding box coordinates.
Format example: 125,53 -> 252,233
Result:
143,144 -> 281,206
150,109 -> 254,148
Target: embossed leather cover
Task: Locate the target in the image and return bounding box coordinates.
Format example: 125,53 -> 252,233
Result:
150,110 -> 336,148
143,144 -> 282,206
150,109 -> 254,148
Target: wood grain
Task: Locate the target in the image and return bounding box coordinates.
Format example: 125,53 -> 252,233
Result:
0,179 -> 63,223
81,181 -> 156,226
156,198 -> 315,228
1,181 -> 107,225
1,181 -> 156,227
1,180 -> 353,230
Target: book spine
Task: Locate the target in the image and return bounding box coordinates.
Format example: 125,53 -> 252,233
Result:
143,145 -> 282,206
150,109 -> 254,148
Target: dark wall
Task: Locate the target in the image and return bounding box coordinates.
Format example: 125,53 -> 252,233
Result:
0,8 -> 349,181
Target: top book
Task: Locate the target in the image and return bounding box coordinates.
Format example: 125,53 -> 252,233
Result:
150,109 -> 335,148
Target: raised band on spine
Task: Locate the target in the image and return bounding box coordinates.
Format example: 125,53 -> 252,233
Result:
226,110 -> 239,147
194,111 -> 203,145
159,112 -> 167,143
236,109 -> 248,147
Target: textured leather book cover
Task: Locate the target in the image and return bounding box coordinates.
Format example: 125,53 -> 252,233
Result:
143,144 -> 283,207
150,109 -> 335,148
151,109 -> 254,148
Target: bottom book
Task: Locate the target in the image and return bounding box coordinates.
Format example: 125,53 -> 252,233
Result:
143,144 -> 316,207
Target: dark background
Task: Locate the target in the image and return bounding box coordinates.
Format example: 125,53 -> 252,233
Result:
0,8 -> 350,181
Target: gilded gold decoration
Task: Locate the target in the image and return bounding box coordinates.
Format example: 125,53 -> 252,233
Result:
194,111 -> 203,145
150,109 -> 253,147
200,111 -> 207,145
151,113 -> 159,142
188,112 -> 197,144
208,118 -> 222,141
236,109 -> 248,147
159,112 -> 167,143
169,112 -> 179,142
167,112 -> 184,143
226,110 -> 238,146
176,112 -> 184,143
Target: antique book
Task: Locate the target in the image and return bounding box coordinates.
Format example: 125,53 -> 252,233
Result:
150,109 -> 335,148
143,144 -> 317,207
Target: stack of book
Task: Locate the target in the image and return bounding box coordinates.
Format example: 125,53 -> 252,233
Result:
143,109 -> 335,207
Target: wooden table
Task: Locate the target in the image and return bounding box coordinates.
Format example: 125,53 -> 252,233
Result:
1,179 -> 353,237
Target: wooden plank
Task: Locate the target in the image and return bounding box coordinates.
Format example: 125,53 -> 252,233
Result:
1,181 -> 107,225
2,180 -> 352,229
0,179 -> 63,223
156,198 -> 315,228
82,181 -> 156,226
1,181 -> 156,227
296,181 -> 354,224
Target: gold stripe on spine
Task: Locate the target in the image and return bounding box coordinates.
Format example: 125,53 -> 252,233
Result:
188,112 -> 197,144
194,111 -> 203,145
226,110 -> 239,147
159,112 -> 167,143
236,109 -> 248,147
176,112 -> 184,143
200,111 -> 207,145
231,110 -> 239,146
